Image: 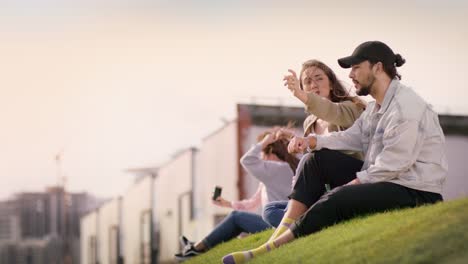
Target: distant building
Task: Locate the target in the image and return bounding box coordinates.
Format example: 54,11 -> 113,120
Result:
0,187 -> 104,264
0,200 -> 20,242
438,115 -> 468,199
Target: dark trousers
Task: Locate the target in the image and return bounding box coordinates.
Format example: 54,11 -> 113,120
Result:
289,149 -> 443,237
202,210 -> 270,249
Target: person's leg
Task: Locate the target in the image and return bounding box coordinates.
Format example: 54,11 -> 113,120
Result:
234,211 -> 271,233
267,199 -> 305,242
222,182 -> 442,264
289,149 -> 363,206
200,211 -> 270,251
262,201 -> 288,227
269,149 -> 363,241
291,182 -> 443,237
222,229 -> 296,264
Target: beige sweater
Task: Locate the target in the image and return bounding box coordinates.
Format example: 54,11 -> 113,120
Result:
302,93 -> 366,159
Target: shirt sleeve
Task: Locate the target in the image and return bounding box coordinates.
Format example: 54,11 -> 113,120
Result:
231,184 -> 262,211
315,114 -> 364,152
356,119 -> 423,183
240,143 -> 279,183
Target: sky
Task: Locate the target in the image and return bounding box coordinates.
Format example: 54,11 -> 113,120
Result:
1,0 -> 467,200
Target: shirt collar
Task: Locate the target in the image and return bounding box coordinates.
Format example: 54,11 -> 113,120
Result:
377,78 -> 399,114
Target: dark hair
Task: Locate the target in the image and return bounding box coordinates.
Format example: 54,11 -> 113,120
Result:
369,54 -> 406,80
256,131 -> 299,172
299,59 -> 353,103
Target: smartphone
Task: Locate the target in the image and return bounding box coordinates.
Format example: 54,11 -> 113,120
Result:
212,186 -> 222,201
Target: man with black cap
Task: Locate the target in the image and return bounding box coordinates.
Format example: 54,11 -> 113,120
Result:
222,41 -> 447,264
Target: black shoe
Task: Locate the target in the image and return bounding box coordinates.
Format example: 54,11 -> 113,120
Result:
179,235 -> 194,248
175,244 -> 201,262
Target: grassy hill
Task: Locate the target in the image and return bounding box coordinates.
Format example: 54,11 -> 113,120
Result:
186,197 -> 468,264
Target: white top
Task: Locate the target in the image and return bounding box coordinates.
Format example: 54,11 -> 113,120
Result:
230,183 -> 266,211
315,79 -> 447,194
240,143 -> 295,207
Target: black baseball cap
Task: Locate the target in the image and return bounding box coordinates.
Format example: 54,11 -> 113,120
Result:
338,41 -> 396,68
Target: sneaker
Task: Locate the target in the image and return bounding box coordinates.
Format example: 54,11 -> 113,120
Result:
179,235 -> 194,248
175,244 -> 201,262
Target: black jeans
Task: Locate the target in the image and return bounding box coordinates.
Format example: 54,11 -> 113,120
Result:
289,149 -> 443,237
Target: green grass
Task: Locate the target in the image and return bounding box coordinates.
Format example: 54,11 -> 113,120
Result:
186,198 -> 468,264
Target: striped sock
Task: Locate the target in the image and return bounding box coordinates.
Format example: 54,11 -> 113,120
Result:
268,217 -> 294,242
222,241 -> 277,264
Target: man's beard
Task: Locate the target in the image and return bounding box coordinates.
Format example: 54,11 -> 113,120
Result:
357,86 -> 370,96
356,74 -> 375,96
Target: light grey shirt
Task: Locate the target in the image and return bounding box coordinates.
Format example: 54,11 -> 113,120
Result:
315,79 -> 447,194
240,143 -> 294,203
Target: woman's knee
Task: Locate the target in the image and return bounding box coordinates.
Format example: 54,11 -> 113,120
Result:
262,205 -> 275,224
229,210 -> 240,217
226,210 -> 240,223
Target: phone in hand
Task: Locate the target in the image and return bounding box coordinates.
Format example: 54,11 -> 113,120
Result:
212,186 -> 222,201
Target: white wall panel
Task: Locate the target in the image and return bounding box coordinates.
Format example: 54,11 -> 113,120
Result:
80,211 -> 98,264
97,198 -> 121,264
121,176 -> 153,264
154,149 -> 194,262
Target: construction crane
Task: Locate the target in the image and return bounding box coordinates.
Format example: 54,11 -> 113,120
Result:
55,148 -> 73,264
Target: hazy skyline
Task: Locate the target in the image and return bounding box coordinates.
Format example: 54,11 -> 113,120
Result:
1,0 -> 467,199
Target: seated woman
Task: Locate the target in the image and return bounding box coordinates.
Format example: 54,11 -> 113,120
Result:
262,59 -> 366,228
175,128 -> 299,261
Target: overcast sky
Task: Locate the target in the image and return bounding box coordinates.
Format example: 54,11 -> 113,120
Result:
1,0 -> 467,199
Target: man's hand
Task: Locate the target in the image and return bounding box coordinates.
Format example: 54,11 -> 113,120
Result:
288,136 -> 307,154
212,197 -> 232,208
288,136 -> 317,154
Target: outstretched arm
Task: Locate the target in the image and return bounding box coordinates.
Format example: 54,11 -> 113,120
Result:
212,185 -> 262,211
283,69 -> 364,128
